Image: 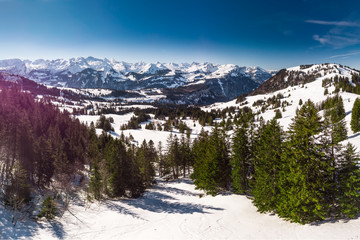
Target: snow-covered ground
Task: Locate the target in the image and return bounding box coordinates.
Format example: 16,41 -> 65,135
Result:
77,113 -> 212,147
2,177 -> 360,240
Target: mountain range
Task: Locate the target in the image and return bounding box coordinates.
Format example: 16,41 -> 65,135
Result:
0,57 -> 276,104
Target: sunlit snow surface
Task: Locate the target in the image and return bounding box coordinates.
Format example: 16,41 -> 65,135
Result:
2,178 -> 360,239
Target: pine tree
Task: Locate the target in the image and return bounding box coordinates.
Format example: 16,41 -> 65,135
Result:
38,196 -> 58,220
277,100 -> 331,223
89,158 -> 102,200
322,96 -> 347,201
351,98 -> 360,133
191,129 -> 209,189
252,118 -> 283,212
274,109 -> 282,119
166,133 -> 181,179
136,140 -> 156,187
337,143 -> 360,218
231,120 -> 250,194
104,140 -> 127,197
191,126 -> 231,195
180,134 -> 191,177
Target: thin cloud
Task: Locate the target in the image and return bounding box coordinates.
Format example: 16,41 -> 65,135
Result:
308,18 -> 360,49
313,34 -> 360,49
329,51 -> 360,59
306,20 -> 360,27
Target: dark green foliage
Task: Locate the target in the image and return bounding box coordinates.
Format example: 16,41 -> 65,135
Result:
191,126 -> 231,195
323,74 -> 360,95
89,158 -> 102,200
299,99 -> 303,106
160,132 -> 193,180
166,133 -> 181,179
274,109 -> 282,119
324,88 -> 329,95
157,142 -> 170,177
187,97 -> 360,223
178,121 -> 190,134
351,98 -> 360,133
277,100 -> 332,223
136,140 -> 156,188
145,122 -> 155,130
38,196 -> 58,220
337,143 -> 360,218
96,115 -> 114,132
0,88 -> 90,212
322,95 -> 347,144
120,112 -> 150,130
252,118 -> 283,212
179,134 -> 193,177
88,133 -> 150,199
3,162 -> 31,209
231,120 -> 251,194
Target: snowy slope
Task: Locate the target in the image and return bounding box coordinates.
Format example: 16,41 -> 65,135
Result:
3,178 -> 360,240
205,63 -> 360,148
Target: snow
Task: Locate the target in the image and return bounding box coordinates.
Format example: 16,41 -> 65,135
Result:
139,63 -> 167,74
0,57 -> 275,86
3,177 -> 360,239
77,113 -> 135,130
76,113 -> 209,147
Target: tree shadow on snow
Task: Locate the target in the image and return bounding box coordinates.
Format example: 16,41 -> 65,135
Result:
0,207 -> 38,239
309,212 -> 360,226
347,132 -> 360,140
37,220 -> 66,239
154,185 -> 200,197
103,201 -> 143,220
0,204 -> 68,239
121,191 -> 223,214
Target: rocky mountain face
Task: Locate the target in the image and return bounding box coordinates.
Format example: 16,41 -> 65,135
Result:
0,57 -> 276,105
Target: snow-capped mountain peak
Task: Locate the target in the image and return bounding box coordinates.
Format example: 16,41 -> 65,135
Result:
0,57 -> 276,104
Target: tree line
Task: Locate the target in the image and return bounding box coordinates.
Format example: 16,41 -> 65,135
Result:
191,97 -> 360,223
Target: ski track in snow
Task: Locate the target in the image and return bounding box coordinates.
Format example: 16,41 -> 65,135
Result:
2,177 -> 360,239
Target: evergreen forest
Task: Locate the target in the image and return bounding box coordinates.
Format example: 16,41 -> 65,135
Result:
1,87 -> 360,225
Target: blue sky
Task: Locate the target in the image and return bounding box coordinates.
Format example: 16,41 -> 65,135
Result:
0,0 -> 360,69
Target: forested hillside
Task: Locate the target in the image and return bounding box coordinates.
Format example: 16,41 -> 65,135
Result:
0,88 -> 158,224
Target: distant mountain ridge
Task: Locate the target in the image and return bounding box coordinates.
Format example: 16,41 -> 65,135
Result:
251,63 -> 360,96
0,57 -> 276,84
0,57 -> 276,104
